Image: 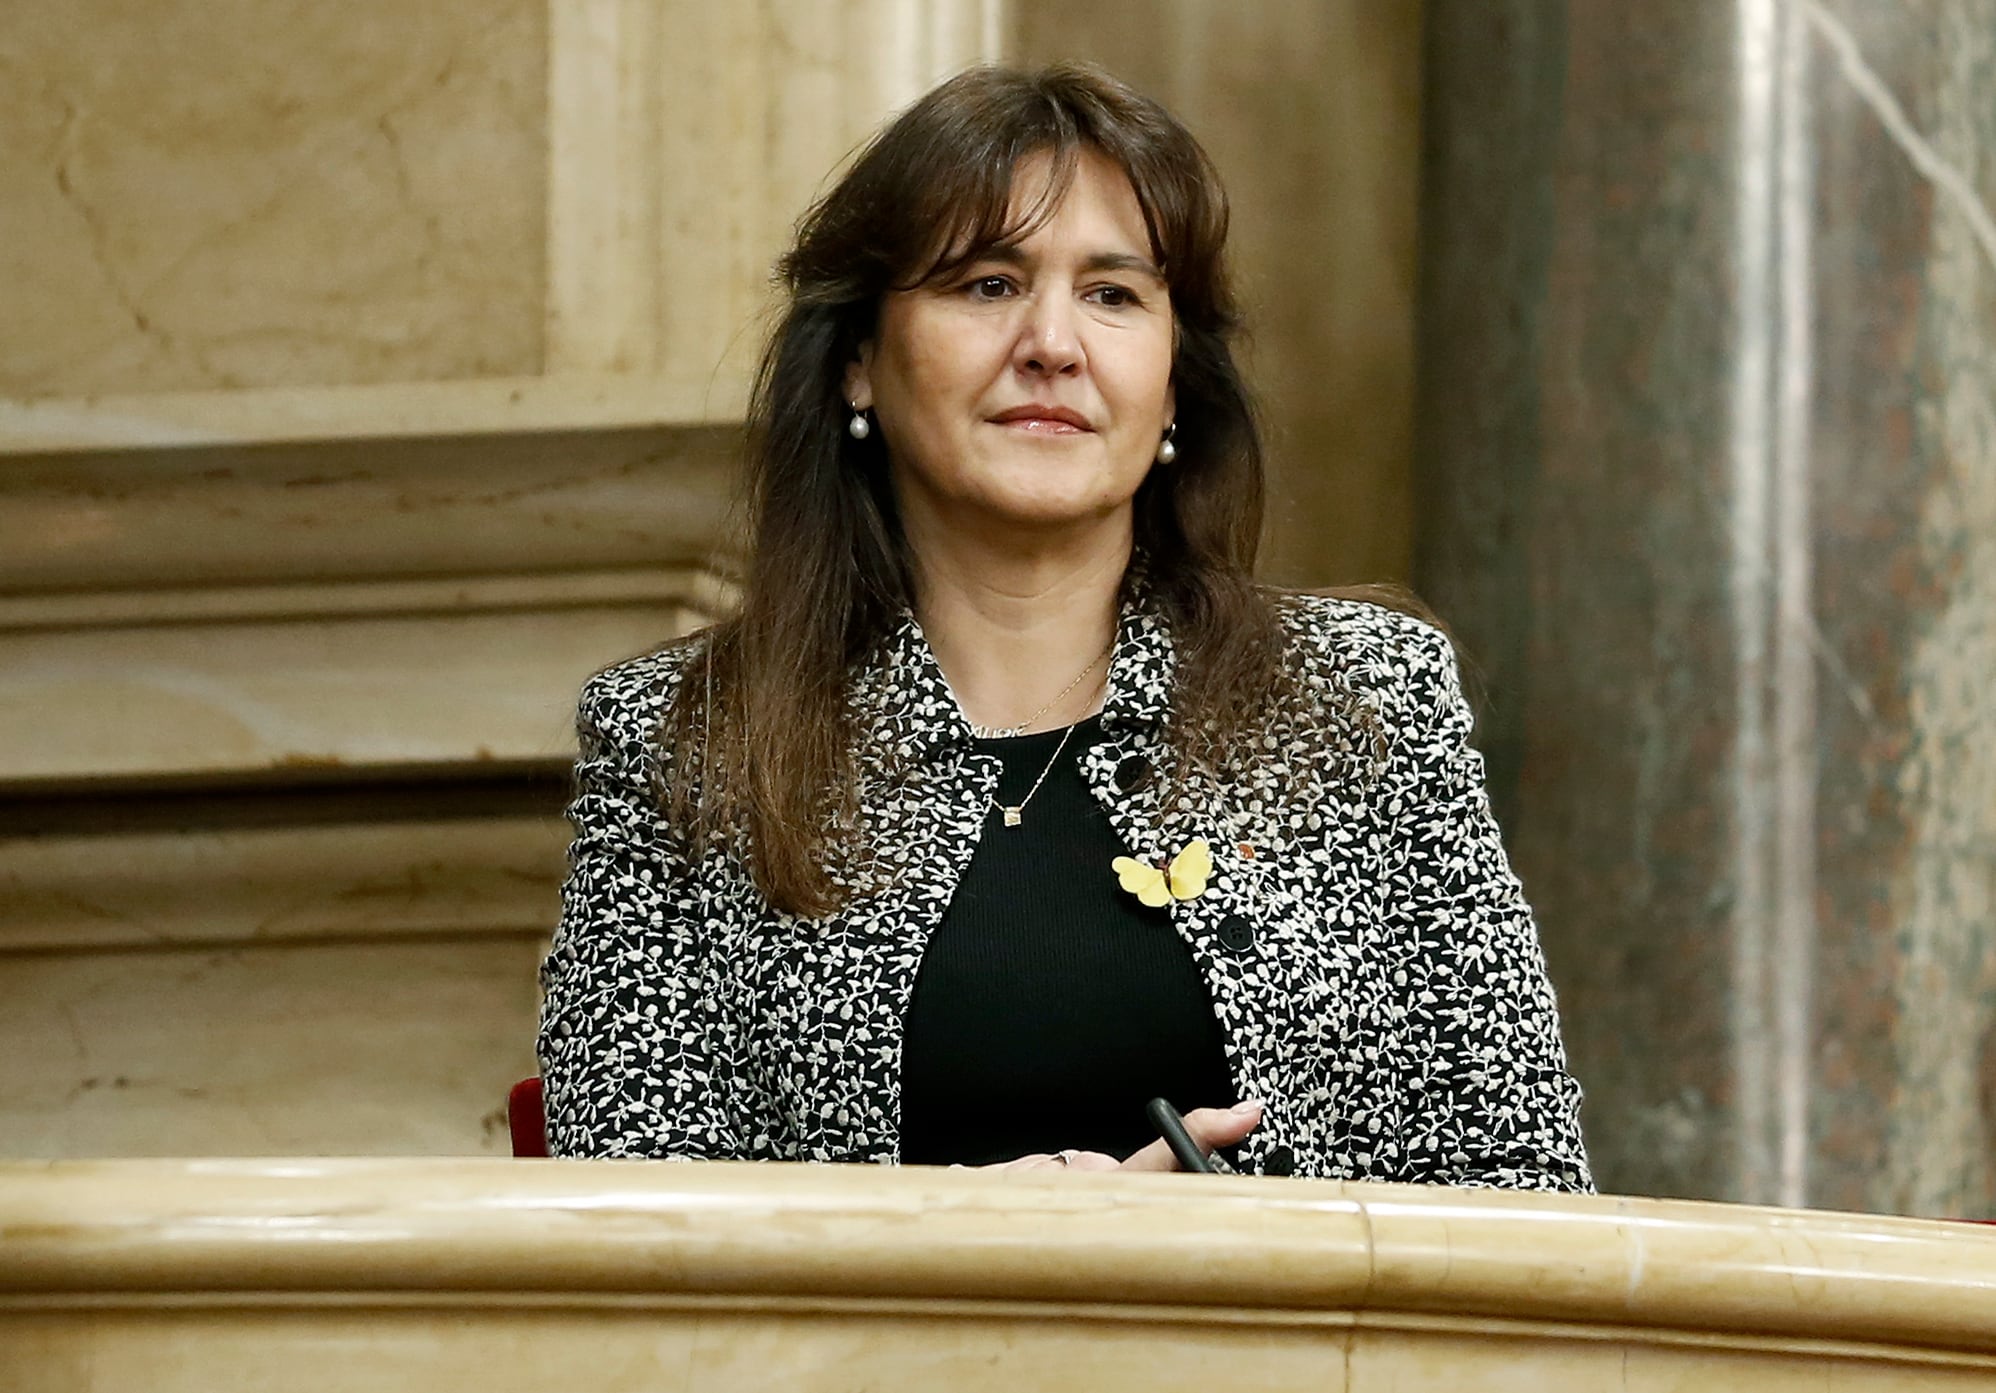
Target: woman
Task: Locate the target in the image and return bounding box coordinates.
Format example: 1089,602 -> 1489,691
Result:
538,63 -> 1591,1189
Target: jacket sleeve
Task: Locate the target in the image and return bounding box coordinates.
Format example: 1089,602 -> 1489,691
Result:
536,666 -> 773,1159
1380,624 -> 1593,1193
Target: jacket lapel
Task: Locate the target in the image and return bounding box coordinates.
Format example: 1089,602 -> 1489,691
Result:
1076,599 -> 1377,1163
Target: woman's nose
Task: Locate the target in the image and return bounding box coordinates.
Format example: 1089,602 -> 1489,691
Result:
1012,294 -> 1082,376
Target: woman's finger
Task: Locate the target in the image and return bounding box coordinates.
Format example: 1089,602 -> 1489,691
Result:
1060,1149 -> 1121,1171
982,1149 -> 1123,1172
991,1153 -> 1060,1171
1119,1100 -> 1264,1171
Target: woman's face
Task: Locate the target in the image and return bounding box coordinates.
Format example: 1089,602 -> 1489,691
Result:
846,148 -> 1176,542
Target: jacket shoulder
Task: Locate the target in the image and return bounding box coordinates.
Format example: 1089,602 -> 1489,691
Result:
1277,592 -> 1456,703
1271,590 -> 1471,788
575,633 -> 708,752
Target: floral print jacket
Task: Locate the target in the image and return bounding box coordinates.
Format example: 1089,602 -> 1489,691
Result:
537,592 -> 1593,1191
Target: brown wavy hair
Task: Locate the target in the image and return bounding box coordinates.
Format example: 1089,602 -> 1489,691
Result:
661,63 -> 1304,916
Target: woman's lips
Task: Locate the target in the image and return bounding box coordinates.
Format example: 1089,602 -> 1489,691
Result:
994,415 -> 1090,435
988,406 -> 1095,435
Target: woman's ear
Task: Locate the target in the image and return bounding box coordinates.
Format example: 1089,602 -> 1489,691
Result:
843,343 -> 875,411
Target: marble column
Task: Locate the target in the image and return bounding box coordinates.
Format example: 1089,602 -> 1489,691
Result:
1415,0 -> 1996,1215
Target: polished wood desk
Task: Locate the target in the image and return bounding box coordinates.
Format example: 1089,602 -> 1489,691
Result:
4,1160 -> 1995,1390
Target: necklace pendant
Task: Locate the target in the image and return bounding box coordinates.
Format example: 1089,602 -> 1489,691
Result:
1002,806 -> 1023,827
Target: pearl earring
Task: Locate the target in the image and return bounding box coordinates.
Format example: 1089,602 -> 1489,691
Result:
1156,421 -> 1178,465
847,405 -> 871,440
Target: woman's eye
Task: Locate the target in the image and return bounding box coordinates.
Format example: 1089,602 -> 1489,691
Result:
965,275 -> 1013,300
1091,284 -> 1139,308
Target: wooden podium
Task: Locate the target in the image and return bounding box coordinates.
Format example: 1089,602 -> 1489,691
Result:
4,1160 -> 1995,1390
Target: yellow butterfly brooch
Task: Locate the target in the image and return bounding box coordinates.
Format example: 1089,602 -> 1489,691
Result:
1113,838 -> 1212,907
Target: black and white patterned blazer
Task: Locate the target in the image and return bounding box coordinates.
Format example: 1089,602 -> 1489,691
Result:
538,590 -> 1593,1191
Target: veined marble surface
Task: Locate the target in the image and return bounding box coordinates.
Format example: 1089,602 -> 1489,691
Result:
4,1163 -> 1996,1392
1417,0 -> 1996,1216
1,0 -> 548,398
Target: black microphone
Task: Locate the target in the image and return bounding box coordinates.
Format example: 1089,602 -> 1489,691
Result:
1145,1096 -> 1217,1173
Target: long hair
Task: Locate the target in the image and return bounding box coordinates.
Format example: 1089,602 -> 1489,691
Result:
663,63 -> 1295,916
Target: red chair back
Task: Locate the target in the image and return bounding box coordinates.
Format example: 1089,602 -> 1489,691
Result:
508,1077 -> 549,1157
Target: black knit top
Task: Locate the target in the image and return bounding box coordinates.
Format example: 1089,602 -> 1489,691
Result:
897,717 -> 1238,1165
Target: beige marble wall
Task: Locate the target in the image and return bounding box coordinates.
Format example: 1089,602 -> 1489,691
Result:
1,936 -> 545,1157
4,0 -> 999,418
0,0 -> 549,397
0,787 -> 564,1157
553,0 -> 1004,393
1011,1 -> 1423,587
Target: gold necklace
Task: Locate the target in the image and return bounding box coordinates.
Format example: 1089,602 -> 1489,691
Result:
997,719 -> 1081,828
965,640 -> 1115,740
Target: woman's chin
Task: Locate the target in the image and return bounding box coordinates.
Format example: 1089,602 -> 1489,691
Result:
951,458 -> 1146,530
962,485 -> 1133,534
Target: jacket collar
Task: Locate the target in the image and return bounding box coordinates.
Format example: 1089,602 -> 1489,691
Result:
852,574 -> 1175,765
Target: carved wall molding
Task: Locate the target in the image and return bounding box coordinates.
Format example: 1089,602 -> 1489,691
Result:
0,811 -> 563,955
0,426 -> 740,596
0,373 -> 741,456
0,588 -> 717,789
1,566 -> 737,635
0,422 -> 738,789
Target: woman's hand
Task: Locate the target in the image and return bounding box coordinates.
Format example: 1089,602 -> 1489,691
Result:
980,1100 -> 1265,1172
1118,1099 -> 1263,1171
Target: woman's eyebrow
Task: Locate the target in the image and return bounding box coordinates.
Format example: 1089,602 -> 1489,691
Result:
970,245 -> 1165,282
1081,251 -> 1166,281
